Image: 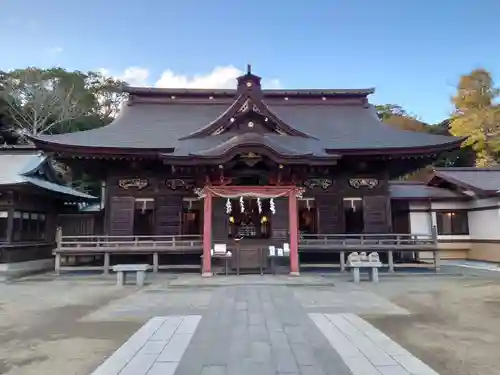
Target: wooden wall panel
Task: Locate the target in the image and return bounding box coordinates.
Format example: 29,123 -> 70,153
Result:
363,195 -> 391,233
154,195 -> 182,235
59,214 -> 95,236
271,198 -> 288,240
212,198 -> 228,241
316,194 -> 343,234
108,196 -> 135,236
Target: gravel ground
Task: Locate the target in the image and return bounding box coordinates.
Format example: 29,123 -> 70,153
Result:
366,276 -> 500,375
1,271 -> 500,375
0,279 -> 142,375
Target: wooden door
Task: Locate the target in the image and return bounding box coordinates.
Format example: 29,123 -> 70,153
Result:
155,195 -> 182,236
316,195 -> 343,234
363,195 -> 391,233
108,196 -> 135,236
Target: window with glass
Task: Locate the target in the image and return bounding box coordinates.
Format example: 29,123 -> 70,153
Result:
11,211 -> 47,241
343,198 -> 364,233
436,211 -> 469,235
0,211 -> 8,241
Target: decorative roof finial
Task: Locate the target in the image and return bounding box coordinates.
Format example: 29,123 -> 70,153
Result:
247,64 -> 252,75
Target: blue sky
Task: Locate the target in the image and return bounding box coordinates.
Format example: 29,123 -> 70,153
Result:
1,0 -> 499,124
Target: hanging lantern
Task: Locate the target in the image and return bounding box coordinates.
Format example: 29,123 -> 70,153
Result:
270,198 -> 276,215
257,197 -> 262,214
240,196 -> 245,213
225,198 -> 232,214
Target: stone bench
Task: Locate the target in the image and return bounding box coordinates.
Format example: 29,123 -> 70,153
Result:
347,261 -> 383,283
112,264 -> 150,286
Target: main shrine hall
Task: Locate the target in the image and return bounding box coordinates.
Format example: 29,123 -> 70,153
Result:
31,67 -> 463,276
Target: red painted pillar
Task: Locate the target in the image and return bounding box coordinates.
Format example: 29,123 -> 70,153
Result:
288,189 -> 300,276
202,189 -> 213,277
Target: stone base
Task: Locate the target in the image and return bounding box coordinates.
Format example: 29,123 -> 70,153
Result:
289,271 -> 300,277
0,258 -> 54,281
201,271 -> 213,278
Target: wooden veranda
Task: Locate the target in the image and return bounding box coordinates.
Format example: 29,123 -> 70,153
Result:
53,230 -> 441,274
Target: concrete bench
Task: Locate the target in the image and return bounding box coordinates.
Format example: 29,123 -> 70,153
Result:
112,264 -> 150,286
347,261 -> 383,283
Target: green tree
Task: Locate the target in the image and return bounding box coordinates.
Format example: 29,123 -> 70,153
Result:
450,69 -> 500,167
0,67 -> 127,142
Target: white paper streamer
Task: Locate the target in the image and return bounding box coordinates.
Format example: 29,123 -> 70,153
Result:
270,198 -> 276,215
240,196 -> 245,213
257,198 -> 262,214
225,198 -> 232,214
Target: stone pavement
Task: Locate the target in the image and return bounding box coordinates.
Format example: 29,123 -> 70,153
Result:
310,313 -> 439,375
86,282 -> 439,375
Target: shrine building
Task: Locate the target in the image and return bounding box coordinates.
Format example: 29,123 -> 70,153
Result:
30,67 -> 464,276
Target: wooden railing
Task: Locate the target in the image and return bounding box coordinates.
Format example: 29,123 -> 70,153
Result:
299,232 -> 437,251
56,234 -> 203,253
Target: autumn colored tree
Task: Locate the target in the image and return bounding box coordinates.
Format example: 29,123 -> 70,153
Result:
376,104 -> 428,132
450,69 -> 500,167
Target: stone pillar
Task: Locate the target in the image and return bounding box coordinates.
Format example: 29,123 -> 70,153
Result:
288,189 -> 299,276
202,189 -> 213,277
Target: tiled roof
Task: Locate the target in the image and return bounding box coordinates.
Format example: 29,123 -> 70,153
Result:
433,168 -> 500,193
34,101 -> 461,154
0,150 -> 95,200
389,181 -> 466,200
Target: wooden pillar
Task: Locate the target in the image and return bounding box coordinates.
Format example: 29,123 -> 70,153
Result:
288,190 -> 299,276
434,250 -> 441,272
103,252 -> 110,275
339,251 -> 346,272
202,189 -> 213,277
388,250 -> 395,272
153,252 -> 159,272
6,208 -> 14,243
55,253 -> 61,275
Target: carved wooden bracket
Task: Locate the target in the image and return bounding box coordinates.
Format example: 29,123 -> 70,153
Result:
348,178 -> 379,189
303,178 -> 333,190
165,179 -> 194,191
118,178 -> 149,190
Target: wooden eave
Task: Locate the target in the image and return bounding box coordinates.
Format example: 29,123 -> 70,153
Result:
326,138 -> 465,157
29,137 -> 174,159
159,145 -> 341,166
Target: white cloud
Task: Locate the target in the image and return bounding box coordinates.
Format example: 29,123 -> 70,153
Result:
48,46 -> 63,55
99,65 -> 281,89
155,65 -> 241,89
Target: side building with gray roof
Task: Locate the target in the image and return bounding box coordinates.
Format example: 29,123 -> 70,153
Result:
0,146 -> 96,280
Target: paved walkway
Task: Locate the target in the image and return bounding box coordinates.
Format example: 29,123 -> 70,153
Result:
87,284 -> 439,375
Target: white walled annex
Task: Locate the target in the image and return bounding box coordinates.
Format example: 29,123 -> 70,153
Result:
408,197 -> 500,262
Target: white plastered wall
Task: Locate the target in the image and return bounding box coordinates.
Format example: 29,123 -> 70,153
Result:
408,201 -> 432,236
414,197 -> 500,261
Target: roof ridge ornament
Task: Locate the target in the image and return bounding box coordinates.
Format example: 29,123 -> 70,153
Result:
237,64 -> 262,94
